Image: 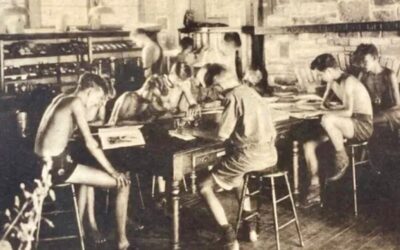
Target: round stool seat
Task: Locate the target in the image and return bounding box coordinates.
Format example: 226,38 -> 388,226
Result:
248,165 -> 279,177
262,170 -> 287,178
345,140 -> 368,147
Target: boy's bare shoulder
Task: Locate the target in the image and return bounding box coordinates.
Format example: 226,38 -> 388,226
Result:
58,95 -> 83,110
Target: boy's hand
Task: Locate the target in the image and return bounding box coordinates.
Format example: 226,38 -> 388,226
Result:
187,104 -> 201,118
111,171 -> 131,188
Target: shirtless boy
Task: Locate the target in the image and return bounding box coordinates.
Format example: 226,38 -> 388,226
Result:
302,54 -> 373,206
34,73 -> 132,250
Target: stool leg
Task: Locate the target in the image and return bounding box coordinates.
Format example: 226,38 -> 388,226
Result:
256,176 -> 263,233
235,174 -> 250,235
270,177 -> 280,250
71,184 -> 85,250
135,174 -> 145,210
284,173 -> 304,247
182,176 -> 188,192
105,189 -> 110,215
151,175 -> 156,198
351,147 -> 358,217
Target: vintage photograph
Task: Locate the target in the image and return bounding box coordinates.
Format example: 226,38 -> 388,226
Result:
1,0 -> 400,249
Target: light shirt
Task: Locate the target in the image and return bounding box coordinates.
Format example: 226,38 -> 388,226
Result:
218,84 -> 277,147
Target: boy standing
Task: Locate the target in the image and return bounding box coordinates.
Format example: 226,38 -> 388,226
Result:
195,64 -> 277,249
34,73 -> 132,250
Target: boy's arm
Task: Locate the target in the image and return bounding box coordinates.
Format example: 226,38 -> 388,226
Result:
320,81 -> 332,108
183,95 -> 236,141
89,105 -> 106,126
71,99 -> 119,176
389,71 -> 400,106
142,46 -> 155,78
326,79 -> 354,117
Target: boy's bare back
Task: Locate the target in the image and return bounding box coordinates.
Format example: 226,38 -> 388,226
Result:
34,95 -> 80,157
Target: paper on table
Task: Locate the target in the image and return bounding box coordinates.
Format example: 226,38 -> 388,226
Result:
168,130 -> 196,141
98,125 -> 145,150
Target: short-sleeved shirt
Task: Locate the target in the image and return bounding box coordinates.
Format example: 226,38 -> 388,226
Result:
218,84 -> 277,148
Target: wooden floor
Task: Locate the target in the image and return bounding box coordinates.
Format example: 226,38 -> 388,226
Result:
38,165 -> 400,250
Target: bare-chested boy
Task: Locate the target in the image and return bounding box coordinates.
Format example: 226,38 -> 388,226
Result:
34,73 -> 132,250
302,54 -> 373,207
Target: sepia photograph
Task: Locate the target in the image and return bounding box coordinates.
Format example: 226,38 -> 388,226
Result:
1,0 -> 400,249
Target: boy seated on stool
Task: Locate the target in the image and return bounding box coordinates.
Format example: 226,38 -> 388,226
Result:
302,54 -> 373,207
190,63 -> 278,249
34,73 -> 132,250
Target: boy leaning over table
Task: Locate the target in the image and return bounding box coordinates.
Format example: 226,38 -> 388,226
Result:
302,54 -> 373,208
34,73 -> 133,250
184,63 -> 278,250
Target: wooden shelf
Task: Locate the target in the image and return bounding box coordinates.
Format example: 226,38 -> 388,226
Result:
4,73 -> 79,82
178,26 -> 256,35
254,21 -> 400,35
0,30 -> 130,41
92,47 -> 141,54
4,52 -> 84,60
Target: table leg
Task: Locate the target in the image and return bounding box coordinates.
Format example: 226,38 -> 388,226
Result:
171,180 -> 180,250
293,140 -> 300,206
191,170 -> 197,194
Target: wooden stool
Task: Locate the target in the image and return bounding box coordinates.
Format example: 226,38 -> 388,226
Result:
236,170 -> 304,250
346,140 -> 369,217
36,183 -> 85,250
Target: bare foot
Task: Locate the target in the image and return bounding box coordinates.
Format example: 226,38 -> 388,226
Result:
88,229 -> 107,245
118,240 -> 130,250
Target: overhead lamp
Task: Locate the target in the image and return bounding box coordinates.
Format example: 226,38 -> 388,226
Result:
88,0 -> 114,29
88,0 -> 114,17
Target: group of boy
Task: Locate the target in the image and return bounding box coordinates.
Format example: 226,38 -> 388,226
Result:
34,32 -> 397,250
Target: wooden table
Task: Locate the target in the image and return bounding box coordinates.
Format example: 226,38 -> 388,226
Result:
140,116 -> 304,249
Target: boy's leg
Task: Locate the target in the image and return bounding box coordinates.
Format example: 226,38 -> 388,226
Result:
66,164 -> 130,249
321,114 -> 354,151
303,136 -> 329,186
199,175 -> 239,249
78,185 -> 88,225
235,184 -> 258,242
321,114 -> 355,181
199,175 -> 229,226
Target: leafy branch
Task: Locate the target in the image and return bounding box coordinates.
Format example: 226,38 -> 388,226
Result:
1,159 -> 55,250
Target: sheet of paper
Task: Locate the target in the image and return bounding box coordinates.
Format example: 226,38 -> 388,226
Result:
168,130 -> 197,141
98,126 -> 145,150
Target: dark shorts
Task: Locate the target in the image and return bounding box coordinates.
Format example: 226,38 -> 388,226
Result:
378,106 -> 400,131
351,113 -> 373,142
38,150 -> 78,185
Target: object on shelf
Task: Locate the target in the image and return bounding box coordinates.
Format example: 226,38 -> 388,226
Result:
4,41 -> 88,58
92,40 -> 135,53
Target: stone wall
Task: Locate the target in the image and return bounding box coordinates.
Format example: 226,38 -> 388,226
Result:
264,0 -> 400,83
267,0 -> 400,26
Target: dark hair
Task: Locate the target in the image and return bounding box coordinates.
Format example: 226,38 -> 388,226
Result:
249,63 -> 268,85
179,37 -> 194,51
352,43 -> 379,66
77,72 -> 109,95
310,53 -> 338,71
203,63 -> 226,87
174,62 -> 192,78
136,28 -> 159,43
224,32 -> 241,47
